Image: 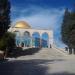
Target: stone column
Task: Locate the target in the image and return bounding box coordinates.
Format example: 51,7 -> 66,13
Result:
48,36 -> 52,48
19,41 -> 21,47
48,39 -> 50,48
24,42 -> 25,47
40,38 -> 41,48
30,37 -> 33,48
30,32 -> 33,48
40,34 -> 42,48
19,32 -> 23,47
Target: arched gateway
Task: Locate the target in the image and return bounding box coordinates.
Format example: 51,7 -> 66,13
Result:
8,21 -> 53,48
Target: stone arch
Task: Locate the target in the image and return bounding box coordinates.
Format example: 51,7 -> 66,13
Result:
32,32 -> 40,48
41,32 -> 49,48
14,31 -> 20,47
24,31 -> 30,37
14,31 -> 20,37
23,31 -> 31,47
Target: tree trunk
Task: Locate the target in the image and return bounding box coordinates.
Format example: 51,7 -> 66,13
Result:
73,48 -> 75,54
68,47 -> 72,54
4,48 -> 8,59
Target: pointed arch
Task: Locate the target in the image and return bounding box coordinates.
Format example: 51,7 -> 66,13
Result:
14,31 -> 20,47
23,31 -> 31,47
42,32 -> 49,47
32,32 -> 40,47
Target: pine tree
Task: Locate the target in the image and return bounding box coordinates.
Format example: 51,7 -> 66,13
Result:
61,8 -> 75,54
0,0 -> 10,38
61,8 -> 70,46
68,12 -> 75,48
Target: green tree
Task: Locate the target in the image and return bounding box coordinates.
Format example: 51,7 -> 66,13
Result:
0,32 -> 16,57
68,12 -> 75,48
61,8 -> 70,46
61,8 -> 75,54
0,0 -> 10,38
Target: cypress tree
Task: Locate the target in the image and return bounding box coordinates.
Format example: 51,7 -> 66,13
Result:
0,0 -> 10,38
61,8 -> 70,46
61,8 -> 75,54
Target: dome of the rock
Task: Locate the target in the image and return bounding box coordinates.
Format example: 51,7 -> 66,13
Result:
15,21 -> 31,29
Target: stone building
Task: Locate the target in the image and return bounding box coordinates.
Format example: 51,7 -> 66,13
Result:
8,21 -> 53,48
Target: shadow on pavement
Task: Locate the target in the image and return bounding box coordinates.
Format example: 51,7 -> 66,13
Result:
8,47 -> 41,58
0,59 -> 73,75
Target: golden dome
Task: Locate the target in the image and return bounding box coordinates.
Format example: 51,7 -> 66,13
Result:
15,21 -> 31,29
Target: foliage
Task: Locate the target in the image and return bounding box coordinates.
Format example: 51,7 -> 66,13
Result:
61,8 -> 70,46
61,8 -> 75,48
0,32 -> 16,51
0,0 -> 10,38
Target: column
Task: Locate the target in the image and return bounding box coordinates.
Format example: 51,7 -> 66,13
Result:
48,35 -> 51,48
19,41 -> 21,47
40,34 -> 42,48
19,32 -> 22,47
48,39 -> 50,48
30,37 -> 33,48
24,42 -> 25,47
40,38 -> 41,48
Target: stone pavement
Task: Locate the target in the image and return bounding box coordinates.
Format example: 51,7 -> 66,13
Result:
0,48 -> 75,75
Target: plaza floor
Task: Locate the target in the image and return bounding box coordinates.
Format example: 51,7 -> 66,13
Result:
0,48 -> 75,75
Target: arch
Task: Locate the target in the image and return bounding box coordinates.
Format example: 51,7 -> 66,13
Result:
32,32 -> 40,48
14,31 -> 20,37
14,31 -> 20,47
24,31 -> 30,37
41,32 -> 49,48
23,31 -> 31,47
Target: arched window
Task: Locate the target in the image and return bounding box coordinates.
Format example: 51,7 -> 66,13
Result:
42,32 -> 49,48
14,31 -> 20,47
23,31 -> 31,47
24,31 -> 30,37
32,32 -> 40,47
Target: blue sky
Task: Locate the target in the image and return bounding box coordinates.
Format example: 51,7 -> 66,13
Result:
10,0 -> 75,48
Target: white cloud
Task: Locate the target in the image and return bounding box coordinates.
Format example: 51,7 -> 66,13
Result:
11,7 -> 66,48
11,7 -> 65,30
